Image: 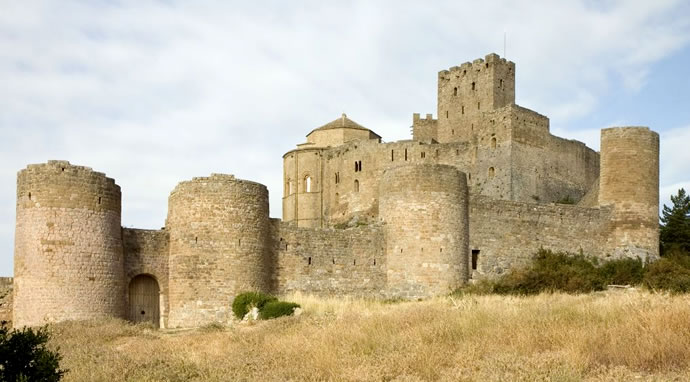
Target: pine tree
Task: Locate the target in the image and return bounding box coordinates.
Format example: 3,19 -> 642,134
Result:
660,188 -> 690,255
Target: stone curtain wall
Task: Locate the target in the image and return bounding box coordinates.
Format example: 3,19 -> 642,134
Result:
166,174 -> 272,328
13,161 -> 125,328
0,278 -> 13,324
599,127 -> 660,260
469,195 -> 614,277
380,164 -> 469,298
271,220 -> 386,297
123,228 -> 170,328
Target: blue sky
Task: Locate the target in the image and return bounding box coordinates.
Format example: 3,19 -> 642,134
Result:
1,1 -> 689,276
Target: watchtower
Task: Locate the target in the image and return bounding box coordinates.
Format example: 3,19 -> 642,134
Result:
435,53 -> 515,142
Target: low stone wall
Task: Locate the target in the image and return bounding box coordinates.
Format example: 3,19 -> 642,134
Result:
271,220 -> 386,297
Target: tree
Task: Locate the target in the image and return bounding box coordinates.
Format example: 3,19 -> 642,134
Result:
660,188 -> 690,255
0,321 -> 66,382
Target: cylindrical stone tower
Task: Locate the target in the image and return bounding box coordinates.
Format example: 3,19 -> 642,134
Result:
13,160 -> 125,327
599,127 -> 660,260
379,164 -> 469,299
166,174 -> 272,327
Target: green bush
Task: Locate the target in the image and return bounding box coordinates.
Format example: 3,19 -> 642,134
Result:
232,291 -> 277,319
599,257 -> 645,286
490,249 -> 606,295
258,301 -> 301,320
0,321 -> 66,381
643,256 -> 690,293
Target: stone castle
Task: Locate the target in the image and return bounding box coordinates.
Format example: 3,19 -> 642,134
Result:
10,53 -> 659,329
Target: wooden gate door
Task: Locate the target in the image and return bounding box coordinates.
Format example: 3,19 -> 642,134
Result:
128,275 -> 160,328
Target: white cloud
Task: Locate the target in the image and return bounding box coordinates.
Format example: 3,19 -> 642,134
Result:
0,0 -> 689,275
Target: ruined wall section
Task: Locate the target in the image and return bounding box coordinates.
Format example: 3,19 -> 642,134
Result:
509,106 -> 599,203
436,53 -> 515,143
166,174 -> 272,327
271,220 -> 385,296
282,147 -> 324,228
13,161 -> 125,327
380,164 -> 469,299
0,277 -> 12,324
599,127 -> 659,260
469,195 -> 613,278
123,228 -> 169,328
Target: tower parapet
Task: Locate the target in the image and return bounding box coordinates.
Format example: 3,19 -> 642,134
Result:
13,160 -> 125,327
166,174 -> 272,327
599,127 -> 660,260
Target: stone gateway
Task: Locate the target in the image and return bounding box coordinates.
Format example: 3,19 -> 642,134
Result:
11,53 -> 659,328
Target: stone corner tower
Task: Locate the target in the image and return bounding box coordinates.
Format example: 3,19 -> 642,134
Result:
13,160 -> 125,327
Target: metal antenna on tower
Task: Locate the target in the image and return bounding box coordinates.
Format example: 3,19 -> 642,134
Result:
504,31 -> 507,58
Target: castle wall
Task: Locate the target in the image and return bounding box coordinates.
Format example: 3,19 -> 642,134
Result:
510,106 -> 600,203
13,161 -> 125,327
166,174 -> 272,327
469,195 -> 613,277
122,228 -> 170,328
412,113 -> 438,142
271,220 -> 386,296
0,277 -> 13,324
380,164 -> 470,298
599,127 -> 660,260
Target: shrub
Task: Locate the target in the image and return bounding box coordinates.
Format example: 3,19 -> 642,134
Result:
598,257 -> 645,286
643,256 -> 690,293
259,301 -> 301,320
232,291 -> 277,319
0,321 -> 66,382
490,249 -> 606,295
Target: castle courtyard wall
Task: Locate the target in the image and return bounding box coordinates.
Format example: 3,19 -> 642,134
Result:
469,195 -> 614,277
271,220 -> 386,297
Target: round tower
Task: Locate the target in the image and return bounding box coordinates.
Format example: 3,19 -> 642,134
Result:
13,160 -> 125,327
166,174 -> 272,327
599,127 -> 660,260
379,164 -> 469,299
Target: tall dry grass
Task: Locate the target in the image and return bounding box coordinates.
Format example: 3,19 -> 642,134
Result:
48,290 -> 690,381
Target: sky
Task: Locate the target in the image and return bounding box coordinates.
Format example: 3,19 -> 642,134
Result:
1,0 -> 689,276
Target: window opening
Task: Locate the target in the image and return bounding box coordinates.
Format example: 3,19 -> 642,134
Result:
353,259 -> 356,265
28,192 -> 31,200
308,257 -> 312,265
452,129 -> 455,135
499,79 -> 503,88
98,196 -> 101,204
453,87 -> 458,96
373,259 -> 376,265
354,179 -> 360,192
391,149 -> 394,161
488,167 -> 495,178
477,102 -> 480,110
446,110 -> 449,118
461,106 -> 464,115
471,82 -> 475,91
305,176 -> 312,192
404,148 -> 408,161
491,137 -> 497,149
421,152 -> 425,159
472,250 -> 480,270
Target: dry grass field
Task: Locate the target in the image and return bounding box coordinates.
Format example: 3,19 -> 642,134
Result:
48,290 -> 690,381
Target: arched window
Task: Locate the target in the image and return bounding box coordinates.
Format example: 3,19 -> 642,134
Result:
453,87 -> 458,96
304,176 -> 312,192
488,167 -> 495,178
491,137 -> 497,149
286,179 -> 293,195
354,179 -> 360,192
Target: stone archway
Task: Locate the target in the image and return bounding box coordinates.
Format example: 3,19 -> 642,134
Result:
128,274 -> 160,328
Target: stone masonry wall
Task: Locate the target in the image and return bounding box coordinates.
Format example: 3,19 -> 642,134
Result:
123,228 -> 170,328
380,164 -> 469,299
599,127 -> 660,260
13,161 -> 125,327
166,174 -> 272,327
0,277 -> 12,324
271,220 -> 386,297
469,195 -> 614,278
